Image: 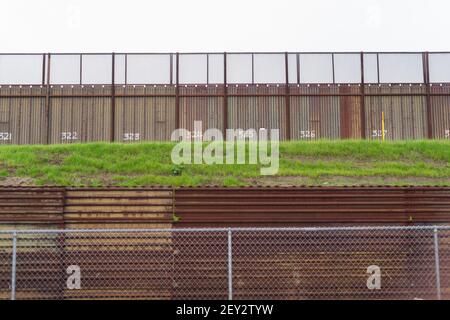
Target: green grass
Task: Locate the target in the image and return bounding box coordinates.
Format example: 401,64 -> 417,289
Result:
0,140 -> 449,187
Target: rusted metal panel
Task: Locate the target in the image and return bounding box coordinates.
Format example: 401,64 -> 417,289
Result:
61,188 -> 173,299
49,86 -> 112,143
228,85 -> 287,140
339,85 -> 362,139
0,187 -> 64,298
63,188 -> 173,229
430,84 -> 450,139
174,187 -> 450,227
179,85 -> 224,134
430,97 -> 450,140
0,186 -> 447,230
114,86 -> 176,142
0,187 -> 65,226
289,85 -> 342,140
365,84 -> 428,140
0,86 -> 46,145
0,185 -> 449,300
0,187 -> 173,230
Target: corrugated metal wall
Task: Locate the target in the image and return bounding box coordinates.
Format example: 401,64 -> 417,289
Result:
430,85 -> 450,139
179,85 -> 224,134
63,188 -> 173,229
289,85 -> 361,140
0,84 -> 449,144
2,186 -> 450,229
0,187 -> 65,228
290,85 -> 342,140
339,85 -> 362,139
0,87 -> 46,145
49,86 -> 112,144
0,187 -> 173,230
228,85 -> 287,140
1,186 -> 449,300
0,187 -> 173,300
365,85 -> 428,140
114,86 -> 176,142
174,187 -> 450,227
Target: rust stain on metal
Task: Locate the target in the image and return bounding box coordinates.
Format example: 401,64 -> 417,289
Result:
174,186 -> 450,227
2,186 -> 450,228
1,186 -> 450,299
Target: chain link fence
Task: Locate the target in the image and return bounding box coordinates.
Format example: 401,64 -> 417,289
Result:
0,226 -> 449,300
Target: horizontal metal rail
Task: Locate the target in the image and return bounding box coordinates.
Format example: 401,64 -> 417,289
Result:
2,225 -> 450,234
1,51 -> 450,55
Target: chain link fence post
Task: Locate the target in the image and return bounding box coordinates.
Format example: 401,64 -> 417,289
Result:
433,227 -> 441,300
11,231 -> 17,301
228,228 -> 233,300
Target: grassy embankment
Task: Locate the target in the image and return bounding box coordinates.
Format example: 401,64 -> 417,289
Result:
0,140 -> 450,186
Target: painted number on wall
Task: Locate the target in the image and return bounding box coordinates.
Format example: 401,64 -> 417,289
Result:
124,133 -> 140,141
372,130 -> 388,138
445,130 -> 450,139
61,132 -> 78,141
191,131 -> 203,140
0,132 -> 12,141
300,130 -> 316,139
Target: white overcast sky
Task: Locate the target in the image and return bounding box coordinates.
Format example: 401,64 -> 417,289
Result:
0,0 -> 449,53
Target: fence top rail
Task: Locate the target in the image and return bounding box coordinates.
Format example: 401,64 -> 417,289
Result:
1,51 -> 450,55
0,225 -> 448,234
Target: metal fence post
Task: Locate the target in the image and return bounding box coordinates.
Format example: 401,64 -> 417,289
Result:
111,52 -> 116,142
223,52 -> 228,140
360,52 -> 366,139
175,52 -> 180,130
45,53 -> 51,144
11,231 -> 17,300
433,228 -> 441,300
284,52 -> 291,141
423,51 -> 433,139
227,228 -> 233,300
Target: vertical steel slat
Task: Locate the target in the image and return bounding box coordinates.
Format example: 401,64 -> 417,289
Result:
433,227 -> 441,300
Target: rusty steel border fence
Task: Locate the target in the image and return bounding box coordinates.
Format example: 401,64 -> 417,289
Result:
1,225 -> 450,300
3,186 -> 450,228
0,52 -> 450,143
